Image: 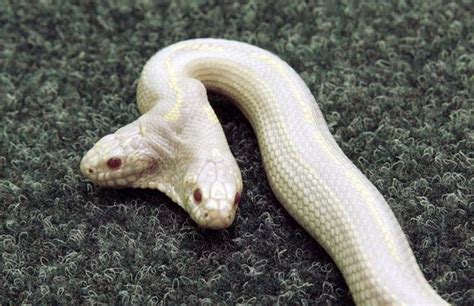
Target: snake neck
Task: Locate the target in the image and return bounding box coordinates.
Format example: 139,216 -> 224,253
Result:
137,74 -> 242,218
137,39 -> 447,305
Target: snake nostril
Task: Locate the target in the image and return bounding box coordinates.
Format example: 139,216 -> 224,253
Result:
88,168 -> 94,174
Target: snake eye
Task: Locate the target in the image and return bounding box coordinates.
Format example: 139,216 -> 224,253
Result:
107,157 -> 122,169
193,188 -> 202,204
234,192 -> 241,206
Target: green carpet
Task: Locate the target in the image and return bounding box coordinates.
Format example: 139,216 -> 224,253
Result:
1,1 -> 472,304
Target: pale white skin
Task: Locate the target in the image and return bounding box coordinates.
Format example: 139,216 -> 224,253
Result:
81,78 -> 242,229
81,39 -> 448,305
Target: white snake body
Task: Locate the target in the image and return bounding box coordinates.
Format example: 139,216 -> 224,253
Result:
81,39 -> 447,305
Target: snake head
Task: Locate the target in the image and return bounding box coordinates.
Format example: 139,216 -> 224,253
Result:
183,156 -> 243,230
80,123 -> 158,188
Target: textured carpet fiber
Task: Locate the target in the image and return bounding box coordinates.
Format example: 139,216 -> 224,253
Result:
1,1 -> 472,304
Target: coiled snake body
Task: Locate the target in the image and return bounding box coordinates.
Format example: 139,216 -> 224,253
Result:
81,39 -> 447,305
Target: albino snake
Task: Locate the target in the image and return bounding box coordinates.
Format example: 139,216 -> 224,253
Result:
80,38 -> 448,305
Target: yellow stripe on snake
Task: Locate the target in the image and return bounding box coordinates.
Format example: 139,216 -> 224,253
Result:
80,38 -> 448,305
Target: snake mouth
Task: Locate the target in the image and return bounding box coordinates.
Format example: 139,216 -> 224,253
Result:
81,166 -> 141,188
198,209 -> 235,229
189,198 -> 236,229
99,174 -> 141,188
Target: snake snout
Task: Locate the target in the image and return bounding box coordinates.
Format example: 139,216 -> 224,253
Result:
189,179 -> 240,229
80,150 -> 99,180
189,186 -> 237,229
202,208 -> 234,229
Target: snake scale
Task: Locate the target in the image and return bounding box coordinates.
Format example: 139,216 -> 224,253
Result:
80,38 -> 447,305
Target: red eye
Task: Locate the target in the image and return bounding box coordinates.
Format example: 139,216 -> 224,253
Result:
107,157 -> 122,169
193,188 -> 202,204
234,192 -> 241,206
